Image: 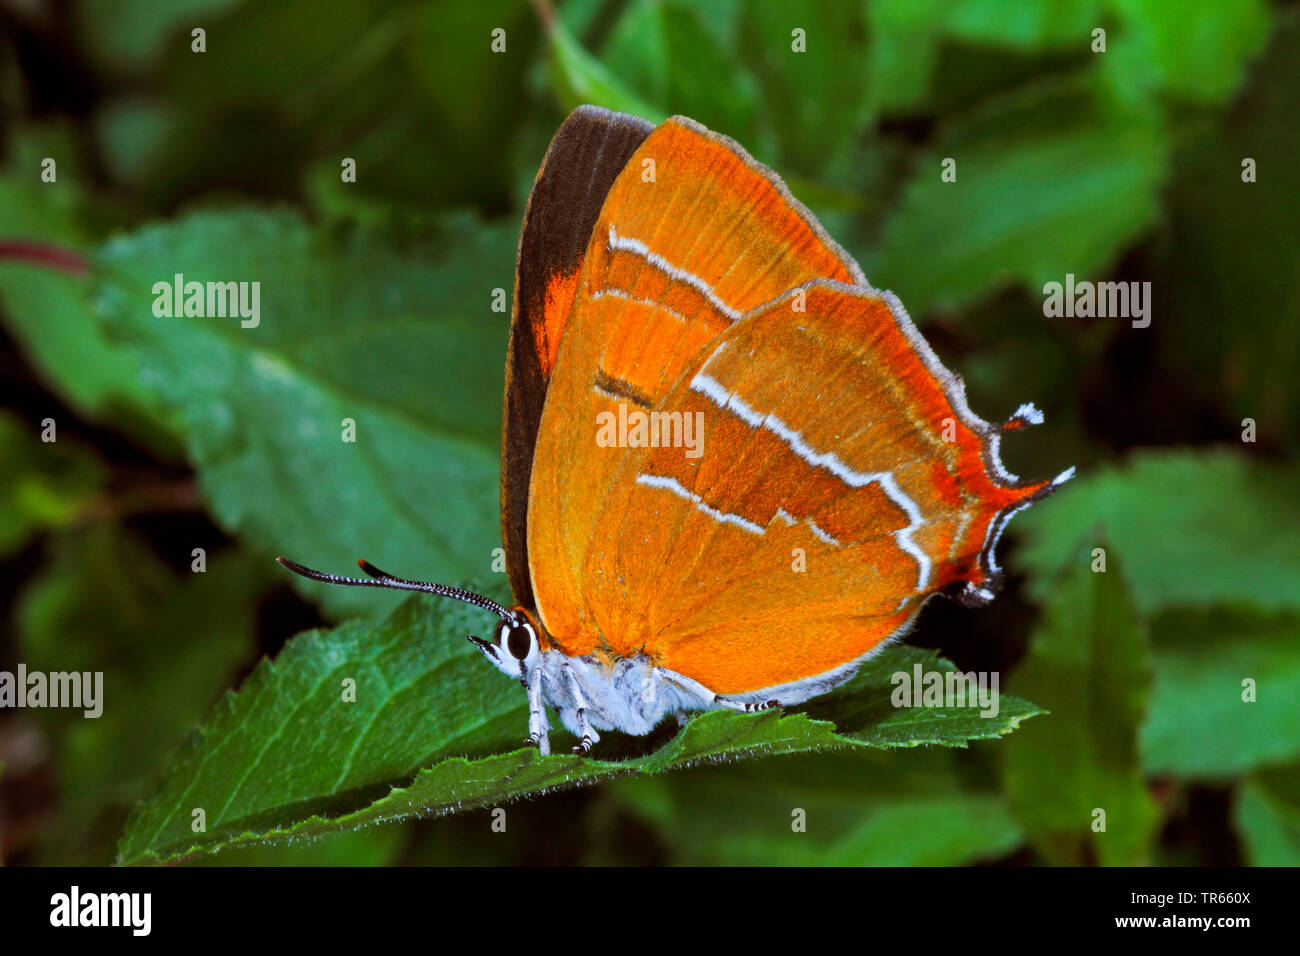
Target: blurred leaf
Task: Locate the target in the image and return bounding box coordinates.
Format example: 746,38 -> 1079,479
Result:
1156,19 -> 1300,447
94,98 -> 184,187
18,525 -> 269,863
737,0 -> 870,175
1142,608 -> 1300,777
870,73 -> 1166,316
870,0 -> 1104,49
90,208 -> 512,618
1017,450 -> 1300,615
864,4 -> 942,115
1004,549 -> 1158,865
611,749 -> 1022,865
600,0 -> 758,145
0,127 -> 162,427
1235,764 -> 1300,866
541,4 -> 665,122
400,811 -> 522,865
117,594 -> 1040,864
160,0 -> 388,109
408,0 -> 537,135
597,0 -> 671,100
87,1 -> 536,213
404,0 -> 540,209
1103,0 -> 1271,106
0,411 -> 104,558
89,0 -> 338,206
865,0 -> 1103,115
939,0 -> 1105,49
77,0 -> 247,70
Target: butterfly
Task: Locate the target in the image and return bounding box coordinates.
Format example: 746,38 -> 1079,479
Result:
279,105 -> 1072,756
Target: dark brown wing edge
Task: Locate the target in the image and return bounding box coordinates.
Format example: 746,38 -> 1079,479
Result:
501,105 -> 654,609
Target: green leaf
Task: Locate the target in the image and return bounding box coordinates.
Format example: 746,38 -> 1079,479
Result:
1016,450 -> 1300,615
870,73 -> 1166,316
1142,608 -> 1300,778
117,594 -> 1040,865
1103,0 -> 1272,106
610,749 -> 1023,866
189,826 -> 408,866
1004,548 -> 1159,865
90,208 -> 513,617
1235,764 -> 1300,866
796,646 -> 1043,747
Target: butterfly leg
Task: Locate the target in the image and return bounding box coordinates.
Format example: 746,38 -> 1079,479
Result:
656,668 -> 781,714
716,695 -> 782,713
525,667 -> 551,756
561,664 -> 601,755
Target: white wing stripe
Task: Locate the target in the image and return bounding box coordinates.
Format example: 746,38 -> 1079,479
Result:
640,477 -> 845,548
590,287 -> 691,324
635,474 -> 765,535
607,226 -> 742,320
689,365 -> 931,590
805,518 -> 842,547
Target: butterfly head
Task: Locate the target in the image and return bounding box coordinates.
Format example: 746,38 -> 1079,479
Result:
469,609 -> 542,680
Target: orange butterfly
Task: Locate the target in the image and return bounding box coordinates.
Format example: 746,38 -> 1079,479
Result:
280,106 -> 1072,755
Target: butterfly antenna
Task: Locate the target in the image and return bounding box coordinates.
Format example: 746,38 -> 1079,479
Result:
276,557 -> 511,620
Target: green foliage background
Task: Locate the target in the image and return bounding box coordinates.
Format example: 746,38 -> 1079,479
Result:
0,0 -> 1297,866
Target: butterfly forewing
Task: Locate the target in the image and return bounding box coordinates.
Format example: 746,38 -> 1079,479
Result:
503,106 -> 653,608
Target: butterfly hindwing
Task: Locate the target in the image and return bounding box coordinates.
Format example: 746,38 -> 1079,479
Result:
578,281 -> 1062,696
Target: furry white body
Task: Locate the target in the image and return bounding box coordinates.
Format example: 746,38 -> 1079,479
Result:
473,609 -> 875,754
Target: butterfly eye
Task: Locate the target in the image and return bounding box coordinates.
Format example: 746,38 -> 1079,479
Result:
506,625 -> 532,661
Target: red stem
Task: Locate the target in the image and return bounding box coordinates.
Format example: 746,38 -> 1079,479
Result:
0,240 -> 88,276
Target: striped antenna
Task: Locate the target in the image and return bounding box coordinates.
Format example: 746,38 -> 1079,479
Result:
276,557 -> 511,620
